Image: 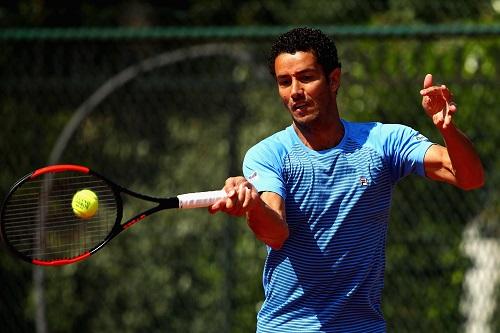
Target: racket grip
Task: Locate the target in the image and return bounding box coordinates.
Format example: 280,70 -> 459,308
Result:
177,190 -> 227,209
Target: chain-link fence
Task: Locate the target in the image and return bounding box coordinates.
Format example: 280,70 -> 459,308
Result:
0,24 -> 499,333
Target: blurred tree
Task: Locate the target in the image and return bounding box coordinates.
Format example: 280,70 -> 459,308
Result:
0,1 -> 498,333
0,0 -> 498,27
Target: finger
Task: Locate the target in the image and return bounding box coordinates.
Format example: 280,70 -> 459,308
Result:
226,188 -> 236,198
423,73 -> 433,89
229,194 -> 239,209
422,95 -> 431,106
224,177 -> 240,192
443,101 -> 450,128
433,83 -> 452,96
242,187 -> 252,208
238,183 -> 246,202
448,102 -> 457,113
225,198 -> 246,216
208,201 -> 221,214
420,86 -> 445,96
438,85 -> 453,98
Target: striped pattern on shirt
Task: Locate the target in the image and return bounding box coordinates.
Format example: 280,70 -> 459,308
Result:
243,120 -> 433,333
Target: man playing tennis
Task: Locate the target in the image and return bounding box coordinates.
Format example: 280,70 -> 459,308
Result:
209,27 -> 484,332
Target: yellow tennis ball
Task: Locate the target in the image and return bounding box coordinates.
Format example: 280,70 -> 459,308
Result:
72,189 -> 98,219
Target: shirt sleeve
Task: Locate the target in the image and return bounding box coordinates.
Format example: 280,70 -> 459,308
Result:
379,124 -> 434,182
242,141 -> 287,200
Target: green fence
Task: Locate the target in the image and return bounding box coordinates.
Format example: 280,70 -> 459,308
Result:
0,25 -> 499,333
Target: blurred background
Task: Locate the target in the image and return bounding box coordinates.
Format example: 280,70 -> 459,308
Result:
0,1 -> 499,332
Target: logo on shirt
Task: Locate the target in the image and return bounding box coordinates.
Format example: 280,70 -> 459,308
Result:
359,176 -> 369,186
248,171 -> 259,183
415,134 -> 428,141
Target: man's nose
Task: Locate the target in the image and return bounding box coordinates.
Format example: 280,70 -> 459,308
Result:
291,80 -> 304,99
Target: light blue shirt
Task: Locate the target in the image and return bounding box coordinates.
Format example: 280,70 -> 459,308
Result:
243,120 -> 434,332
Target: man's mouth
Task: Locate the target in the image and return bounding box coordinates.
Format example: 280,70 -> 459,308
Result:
292,102 -> 308,112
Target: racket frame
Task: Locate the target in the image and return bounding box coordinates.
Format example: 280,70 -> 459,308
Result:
0,164 -> 215,266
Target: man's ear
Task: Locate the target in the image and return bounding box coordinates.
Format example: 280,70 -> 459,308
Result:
329,68 -> 341,93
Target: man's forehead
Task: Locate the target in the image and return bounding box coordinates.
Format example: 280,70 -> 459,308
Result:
275,51 -> 320,73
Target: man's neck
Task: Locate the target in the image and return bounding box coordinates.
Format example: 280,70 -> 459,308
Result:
293,116 -> 345,151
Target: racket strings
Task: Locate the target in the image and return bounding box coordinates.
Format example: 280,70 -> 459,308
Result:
2,172 -> 118,261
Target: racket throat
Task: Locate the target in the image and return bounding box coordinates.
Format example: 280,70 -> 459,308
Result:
122,213 -> 148,229
122,198 -> 178,229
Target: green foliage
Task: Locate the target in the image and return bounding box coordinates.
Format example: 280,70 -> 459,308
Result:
2,0 -> 498,27
1,1 -> 499,332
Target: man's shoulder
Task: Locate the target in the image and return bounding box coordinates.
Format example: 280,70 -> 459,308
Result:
248,126 -> 295,155
343,120 -> 413,145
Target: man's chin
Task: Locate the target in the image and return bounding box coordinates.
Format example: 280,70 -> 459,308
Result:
291,111 -> 315,122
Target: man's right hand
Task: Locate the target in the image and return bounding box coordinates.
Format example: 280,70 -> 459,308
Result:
208,176 -> 259,216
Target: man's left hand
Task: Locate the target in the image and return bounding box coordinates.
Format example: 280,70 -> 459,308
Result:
420,73 -> 457,130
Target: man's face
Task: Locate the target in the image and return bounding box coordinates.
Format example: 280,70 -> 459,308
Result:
274,51 -> 339,128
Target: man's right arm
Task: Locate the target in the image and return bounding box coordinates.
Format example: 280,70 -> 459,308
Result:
246,191 -> 288,249
208,176 -> 289,249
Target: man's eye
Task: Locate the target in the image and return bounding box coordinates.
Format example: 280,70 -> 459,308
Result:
278,80 -> 291,86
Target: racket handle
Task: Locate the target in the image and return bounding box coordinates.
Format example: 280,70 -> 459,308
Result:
177,190 -> 227,209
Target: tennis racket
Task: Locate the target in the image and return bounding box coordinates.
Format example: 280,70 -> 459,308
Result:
0,164 -> 227,266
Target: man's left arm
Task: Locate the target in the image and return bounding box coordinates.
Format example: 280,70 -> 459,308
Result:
420,73 -> 485,190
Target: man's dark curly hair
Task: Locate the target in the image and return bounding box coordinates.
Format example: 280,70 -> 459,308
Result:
268,27 -> 341,78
